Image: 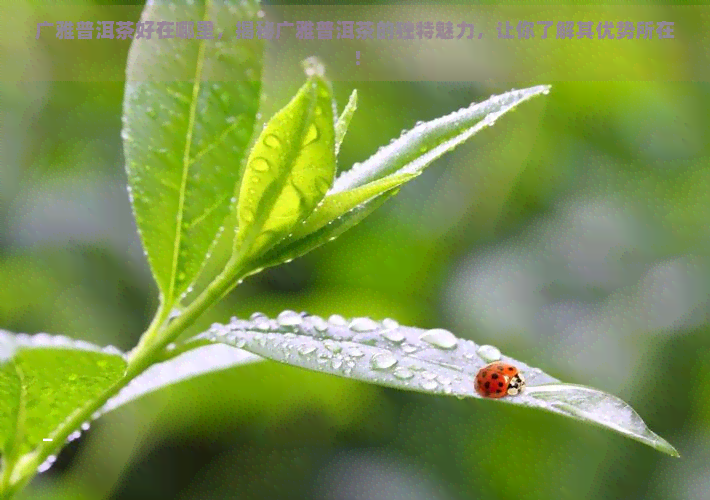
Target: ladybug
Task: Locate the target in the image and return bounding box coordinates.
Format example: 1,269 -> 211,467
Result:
474,362 -> 526,398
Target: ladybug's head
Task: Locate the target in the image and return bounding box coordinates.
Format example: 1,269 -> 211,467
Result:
506,372 -> 526,396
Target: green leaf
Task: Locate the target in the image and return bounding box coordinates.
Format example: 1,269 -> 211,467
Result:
122,0 -> 263,307
193,314 -> 679,457
235,70 -> 336,259
335,89 -> 357,157
290,172 -> 417,241
0,331 -> 126,460
332,85 -> 551,193
251,188 -> 398,273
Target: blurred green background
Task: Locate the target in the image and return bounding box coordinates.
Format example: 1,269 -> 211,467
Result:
2,1 -> 710,499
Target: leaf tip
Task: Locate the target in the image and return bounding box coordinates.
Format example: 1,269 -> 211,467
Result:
647,432 -> 679,458
302,56 -> 326,78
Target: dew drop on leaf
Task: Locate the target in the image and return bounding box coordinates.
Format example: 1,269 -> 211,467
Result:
419,328 -> 458,350
251,157 -> 270,172
477,344 -> 502,362
263,134 -> 281,149
308,315 -> 328,332
393,367 -> 414,380
345,347 -> 365,358
421,380 -> 438,391
370,352 -> 398,370
382,329 -> 405,343
298,345 -> 317,356
402,344 -> 418,354
277,310 -> 302,327
349,317 -> 379,332
323,339 -> 342,353
382,318 -> 399,329
328,314 -> 347,326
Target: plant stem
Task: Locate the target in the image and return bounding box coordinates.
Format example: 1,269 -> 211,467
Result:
3,257 -> 247,498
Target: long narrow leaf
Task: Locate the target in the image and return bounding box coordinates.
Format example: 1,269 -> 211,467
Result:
331,85 -> 550,193
191,314 -> 679,457
289,172 -> 417,241
335,89 -> 357,157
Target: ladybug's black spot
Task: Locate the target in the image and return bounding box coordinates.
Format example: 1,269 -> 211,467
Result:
498,382 -> 504,387
484,381 -> 490,389
507,367 -> 515,372
496,389 -> 502,393
491,374 -> 499,380
498,366 -> 504,371
481,371 -> 487,377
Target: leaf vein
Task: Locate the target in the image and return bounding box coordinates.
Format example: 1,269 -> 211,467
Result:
168,1 -> 212,303
186,193 -> 231,230
188,117 -> 244,167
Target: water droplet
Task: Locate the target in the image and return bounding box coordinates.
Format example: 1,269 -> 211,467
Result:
382,318 -> 399,329
277,310 -> 302,326
437,375 -> 452,385
250,312 -> 266,321
421,380 -> 438,391
393,367 -> 414,380
309,315 -> 328,331
263,134 -> 281,149
371,352 -> 397,370
323,340 -> 342,353
346,347 -> 364,357
421,371 -> 437,380
38,455 -> 57,473
251,157 -> 270,172
331,359 -> 343,370
328,314 -> 347,326
382,329 -> 405,343
402,344 -> 418,354
255,319 -> 270,331
477,344 -> 501,363
81,422 -> 90,431
350,317 -> 379,332
298,345 -> 317,356
419,329 -> 458,350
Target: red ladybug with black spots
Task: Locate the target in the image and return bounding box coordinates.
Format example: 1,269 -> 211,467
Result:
474,362 -> 526,398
